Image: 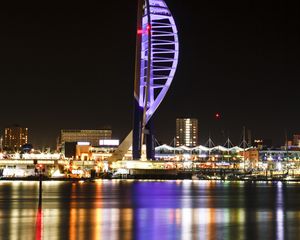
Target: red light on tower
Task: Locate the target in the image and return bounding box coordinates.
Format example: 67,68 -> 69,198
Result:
215,112 -> 221,120
138,25 -> 151,35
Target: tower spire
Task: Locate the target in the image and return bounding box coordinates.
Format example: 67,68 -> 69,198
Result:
109,0 -> 179,163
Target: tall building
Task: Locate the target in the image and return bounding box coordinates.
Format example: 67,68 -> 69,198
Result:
176,118 -> 198,147
60,129 -> 112,146
4,126 -> 28,150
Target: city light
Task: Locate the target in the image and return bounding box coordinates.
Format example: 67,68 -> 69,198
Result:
0,0 -> 298,239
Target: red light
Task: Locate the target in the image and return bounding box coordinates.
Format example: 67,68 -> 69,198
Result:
215,113 -> 221,119
138,25 -> 151,35
35,207 -> 42,240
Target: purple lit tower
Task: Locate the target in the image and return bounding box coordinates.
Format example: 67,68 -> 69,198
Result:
109,0 -> 179,162
133,0 -> 179,159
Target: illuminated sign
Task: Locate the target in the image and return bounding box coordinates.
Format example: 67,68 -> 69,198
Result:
77,142 -> 90,146
99,140 -> 119,146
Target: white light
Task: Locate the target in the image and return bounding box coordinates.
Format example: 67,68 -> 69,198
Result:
277,162 -> 282,171
77,142 -> 90,146
115,168 -> 129,174
103,162 -> 109,172
99,139 -> 119,146
52,169 -> 65,177
72,169 -> 84,175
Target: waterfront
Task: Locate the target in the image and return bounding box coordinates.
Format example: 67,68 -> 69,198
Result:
1,180 -> 300,239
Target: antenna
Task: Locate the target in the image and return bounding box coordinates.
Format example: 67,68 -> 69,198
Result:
168,137 -> 175,147
205,135 -> 215,161
224,137 -> 234,148
168,136 -> 176,156
224,137 -> 233,159
154,138 -> 160,147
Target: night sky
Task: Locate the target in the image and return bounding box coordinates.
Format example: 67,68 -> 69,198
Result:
1,1 -> 300,148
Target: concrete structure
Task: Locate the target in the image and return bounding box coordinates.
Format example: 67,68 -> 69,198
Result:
176,118 -> 198,147
3,126 -> 28,151
132,0 -> 179,160
60,129 -> 112,146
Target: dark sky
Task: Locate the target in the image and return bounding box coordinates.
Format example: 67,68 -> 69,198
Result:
1,0 -> 300,148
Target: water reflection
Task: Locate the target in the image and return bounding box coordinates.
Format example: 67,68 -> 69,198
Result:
35,205 -> 42,240
1,180 -> 300,239
276,182 -> 284,240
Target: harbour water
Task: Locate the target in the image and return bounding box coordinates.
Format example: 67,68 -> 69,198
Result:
0,180 -> 300,239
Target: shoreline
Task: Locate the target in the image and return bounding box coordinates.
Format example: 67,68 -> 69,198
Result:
1,176 -> 300,182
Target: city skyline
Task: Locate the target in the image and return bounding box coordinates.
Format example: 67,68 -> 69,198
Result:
1,1 -> 300,148
1,2 -> 300,240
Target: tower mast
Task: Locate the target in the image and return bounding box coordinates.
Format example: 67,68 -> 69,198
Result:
109,0 -> 179,163
140,0 -> 152,156
132,0 -> 144,159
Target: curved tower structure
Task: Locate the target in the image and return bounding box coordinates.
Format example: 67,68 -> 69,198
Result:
110,0 -> 179,162
133,0 -> 179,160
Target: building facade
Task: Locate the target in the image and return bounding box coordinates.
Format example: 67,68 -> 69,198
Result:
293,134 -> 300,146
60,129 -> 112,146
252,139 -> 273,150
4,126 -> 28,150
176,118 -> 198,147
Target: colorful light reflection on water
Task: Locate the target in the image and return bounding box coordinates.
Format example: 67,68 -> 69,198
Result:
0,180 -> 300,239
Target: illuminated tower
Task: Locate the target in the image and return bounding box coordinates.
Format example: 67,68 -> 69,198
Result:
109,0 -> 179,162
133,0 -> 179,159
